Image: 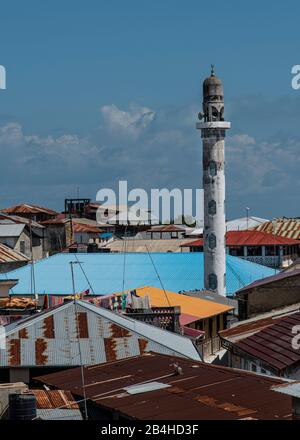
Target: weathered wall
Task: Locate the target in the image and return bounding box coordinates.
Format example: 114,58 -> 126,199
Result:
0,261 -> 28,274
245,275 -> 300,317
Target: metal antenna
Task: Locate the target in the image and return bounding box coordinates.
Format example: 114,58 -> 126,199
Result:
211,64 -> 215,76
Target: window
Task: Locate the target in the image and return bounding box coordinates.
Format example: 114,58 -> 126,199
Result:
208,161 -> 217,177
208,233 -> 216,250
208,200 -> 216,215
229,246 -> 244,257
247,246 -> 262,256
265,245 -> 279,256
250,363 -> 257,372
20,241 -> 25,254
208,273 -> 218,290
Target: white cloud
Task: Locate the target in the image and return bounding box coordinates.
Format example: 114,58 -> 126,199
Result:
100,103 -> 154,139
0,100 -> 300,218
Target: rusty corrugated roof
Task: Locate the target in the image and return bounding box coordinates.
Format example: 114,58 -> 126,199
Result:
1,204 -> 58,216
0,300 -> 200,367
234,312 -> 300,372
34,352 -> 293,420
32,389 -> 79,409
72,222 -> 102,234
219,316 -> 277,341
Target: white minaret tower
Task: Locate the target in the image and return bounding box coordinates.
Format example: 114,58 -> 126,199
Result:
196,66 -> 230,296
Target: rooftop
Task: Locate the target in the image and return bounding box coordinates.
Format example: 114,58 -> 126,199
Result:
0,299 -> 200,367
0,243 -> 29,263
32,389 -> 83,420
101,238 -> 194,253
181,230 -> 300,248
226,216 -> 269,231
272,382 -> 300,399
255,218 -> 300,240
1,203 -> 58,216
0,223 -> 25,238
221,311 -> 300,372
183,290 -> 238,312
0,213 -> 44,229
236,268 -> 300,295
147,225 -> 186,233
0,252 -> 276,296
120,286 -> 234,320
34,352 -> 293,420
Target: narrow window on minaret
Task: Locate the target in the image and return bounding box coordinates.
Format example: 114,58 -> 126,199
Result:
208,233 -> 216,249
208,161 -> 217,177
209,273 -> 218,290
208,200 -> 216,215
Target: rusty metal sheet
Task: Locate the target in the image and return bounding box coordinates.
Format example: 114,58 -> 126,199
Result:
76,312 -> 89,338
18,327 -> 28,339
34,352 -> 293,420
35,338 -> 48,366
9,339 -> 21,366
43,315 -> 55,338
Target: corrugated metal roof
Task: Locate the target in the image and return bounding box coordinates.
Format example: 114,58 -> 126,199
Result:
0,223 -> 25,237
255,219 -> 300,240
0,214 -> 44,229
181,326 -> 205,339
219,316 -> 277,342
182,230 -> 300,248
0,300 -> 200,367
147,225 -> 186,233
32,389 -> 83,419
32,389 -> 79,409
34,352 -> 293,420
1,204 -> 58,216
101,238 -> 193,252
226,216 -> 269,231
121,286 -> 234,319
0,243 -> 29,263
184,290 -> 238,313
36,408 -> 82,420
72,223 -> 102,234
0,252 -> 276,296
179,313 -> 200,326
272,382 -> 300,399
231,312 -> 300,372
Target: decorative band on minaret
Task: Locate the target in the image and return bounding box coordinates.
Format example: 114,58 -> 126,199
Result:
196,66 -> 230,297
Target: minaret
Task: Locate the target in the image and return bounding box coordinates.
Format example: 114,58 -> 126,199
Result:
196,66 -> 230,296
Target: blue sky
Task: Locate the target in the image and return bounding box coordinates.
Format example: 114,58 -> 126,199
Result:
0,1 -> 300,219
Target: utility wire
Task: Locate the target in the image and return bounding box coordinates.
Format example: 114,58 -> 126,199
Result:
144,244 -> 171,307
74,253 -> 95,294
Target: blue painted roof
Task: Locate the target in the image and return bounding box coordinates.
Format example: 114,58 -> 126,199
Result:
0,252 -> 276,296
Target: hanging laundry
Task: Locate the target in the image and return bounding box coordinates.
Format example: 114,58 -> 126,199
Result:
131,294 -> 150,310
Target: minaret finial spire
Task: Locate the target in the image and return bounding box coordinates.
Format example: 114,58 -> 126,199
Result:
211,64 -> 215,76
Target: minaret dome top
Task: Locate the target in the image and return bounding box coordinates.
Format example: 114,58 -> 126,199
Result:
203,65 -> 224,102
